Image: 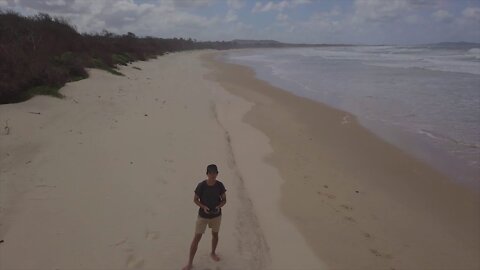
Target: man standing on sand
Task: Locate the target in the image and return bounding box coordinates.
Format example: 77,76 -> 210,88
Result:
183,164 -> 227,270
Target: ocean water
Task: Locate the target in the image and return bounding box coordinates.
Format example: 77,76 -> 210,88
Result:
222,45 -> 480,189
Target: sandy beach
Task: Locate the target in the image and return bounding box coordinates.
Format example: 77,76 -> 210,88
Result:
1,50 -> 479,270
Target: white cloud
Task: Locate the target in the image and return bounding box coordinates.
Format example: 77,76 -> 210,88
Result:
227,0 -> 244,10
353,0 -> 439,23
432,9 -> 453,23
2,0 -> 221,39
252,0 -> 310,13
276,13 -> 288,21
462,7 -> 480,22
45,0 -> 66,6
405,14 -> 419,24
170,0 -> 217,9
225,9 -> 237,22
2,0 -> 479,44
353,0 -> 410,22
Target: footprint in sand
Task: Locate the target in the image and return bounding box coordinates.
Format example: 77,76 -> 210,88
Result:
369,248 -> 393,259
317,191 -> 336,199
126,254 -> 145,269
363,232 -> 373,239
145,231 -> 159,240
343,216 -> 356,223
340,204 -> 353,211
156,177 -> 167,184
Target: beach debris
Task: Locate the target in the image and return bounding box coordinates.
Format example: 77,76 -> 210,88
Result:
111,238 -> 127,247
355,190 -> 359,193
25,160 -> 31,165
341,115 -> 350,125
28,111 -> 41,115
0,240 -> 4,244
144,114 -> 148,117
323,185 -> 328,188
3,120 -> 9,135
72,98 -> 79,104
130,161 -> 134,165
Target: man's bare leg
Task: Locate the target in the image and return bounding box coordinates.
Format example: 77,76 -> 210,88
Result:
210,232 -> 220,262
183,233 -> 203,270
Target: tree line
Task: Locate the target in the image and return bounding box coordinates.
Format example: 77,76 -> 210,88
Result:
0,10 -> 297,104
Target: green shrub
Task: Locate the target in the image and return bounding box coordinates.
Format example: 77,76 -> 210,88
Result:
91,58 -> 124,76
26,85 -> 63,99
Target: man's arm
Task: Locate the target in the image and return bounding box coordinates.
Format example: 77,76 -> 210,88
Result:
194,194 -> 209,212
217,193 -> 227,209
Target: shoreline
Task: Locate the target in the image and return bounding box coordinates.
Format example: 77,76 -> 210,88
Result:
222,48 -> 480,191
204,51 -> 480,269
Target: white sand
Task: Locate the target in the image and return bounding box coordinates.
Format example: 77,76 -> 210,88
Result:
0,51 -> 325,269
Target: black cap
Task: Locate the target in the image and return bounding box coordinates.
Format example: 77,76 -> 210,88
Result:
206,164 -> 218,174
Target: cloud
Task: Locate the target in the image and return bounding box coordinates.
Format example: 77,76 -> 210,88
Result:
0,0 -> 222,39
405,14 -> 420,24
227,0 -> 244,10
170,0 -> 217,9
432,9 -> 453,23
1,0 -> 479,44
353,0 -> 410,22
252,0 -> 310,13
225,0 -> 243,23
276,13 -> 288,21
352,0 -> 439,23
462,7 -> 480,22
45,0 -> 66,6
225,9 -> 237,22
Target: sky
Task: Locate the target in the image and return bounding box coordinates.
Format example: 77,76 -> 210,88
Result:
1,0 -> 479,44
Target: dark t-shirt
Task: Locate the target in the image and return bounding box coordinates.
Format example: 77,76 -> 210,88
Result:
195,180 -> 226,219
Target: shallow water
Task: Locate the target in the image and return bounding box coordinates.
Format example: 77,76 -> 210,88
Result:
223,45 -> 480,189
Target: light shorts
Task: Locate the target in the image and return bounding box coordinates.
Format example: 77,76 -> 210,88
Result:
195,215 -> 222,234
